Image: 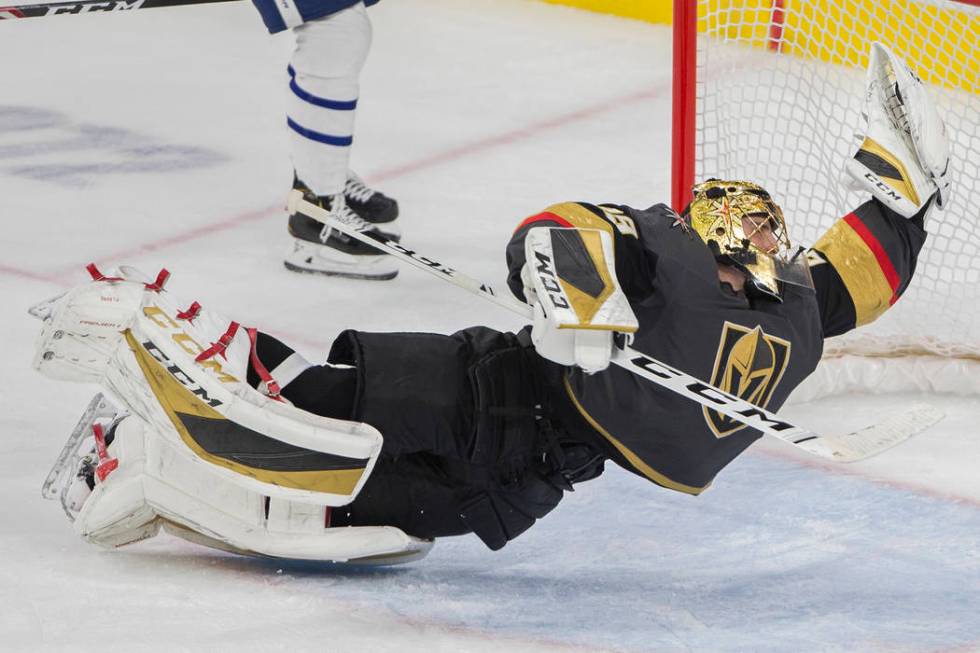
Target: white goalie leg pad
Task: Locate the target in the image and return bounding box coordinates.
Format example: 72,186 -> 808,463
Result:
73,415 -> 432,564
32,266 -> 383,507
845,42 -> 951,218
30,275 -> 146,383
522,227 -> 638,374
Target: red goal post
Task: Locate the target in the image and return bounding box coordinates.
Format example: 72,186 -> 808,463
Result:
671,0 -> 980,390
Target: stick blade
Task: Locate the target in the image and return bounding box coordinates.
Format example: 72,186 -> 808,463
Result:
821,404 -> 945,463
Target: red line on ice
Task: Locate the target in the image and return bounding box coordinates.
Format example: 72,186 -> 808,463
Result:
751,443 -> 980,509
47,202 -> 286,285
367,86 -> 663,183
0,81 -> 665,288
0,263 -> 61,284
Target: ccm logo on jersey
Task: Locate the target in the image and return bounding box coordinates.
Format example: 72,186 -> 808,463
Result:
533,251 -> 571,309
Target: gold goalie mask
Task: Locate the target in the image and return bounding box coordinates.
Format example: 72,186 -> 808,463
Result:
684,180 -> 814,301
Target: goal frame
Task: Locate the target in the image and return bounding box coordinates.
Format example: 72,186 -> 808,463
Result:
669,0 -> 980,212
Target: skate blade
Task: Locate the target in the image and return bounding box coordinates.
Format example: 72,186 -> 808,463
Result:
283,260 -> 398,281
42,393 -> 128,519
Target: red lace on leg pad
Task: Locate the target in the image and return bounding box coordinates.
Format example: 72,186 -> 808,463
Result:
195,322 -> 240,362
86,263 -> 169,291
176,301 -> 202,322
92,423 -> 119,483
86,263 -> 123,283
246,327 -> 283,400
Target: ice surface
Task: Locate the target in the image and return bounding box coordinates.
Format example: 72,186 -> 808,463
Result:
0,1 -> 977,651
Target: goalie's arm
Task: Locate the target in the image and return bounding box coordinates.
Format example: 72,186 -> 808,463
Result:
809,198 -> 927,338
814,43 -> 945,338
505,202 -> 657,304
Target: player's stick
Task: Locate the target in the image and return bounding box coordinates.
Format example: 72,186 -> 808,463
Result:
289,192 -> 944,462
0,0 -> 237,20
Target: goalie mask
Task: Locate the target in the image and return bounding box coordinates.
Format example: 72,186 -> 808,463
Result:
684,179 -> 813,301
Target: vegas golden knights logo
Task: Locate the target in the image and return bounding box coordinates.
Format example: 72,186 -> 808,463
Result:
704,322 -> 791,438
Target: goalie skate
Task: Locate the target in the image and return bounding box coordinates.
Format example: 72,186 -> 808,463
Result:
42,392 -> 128,521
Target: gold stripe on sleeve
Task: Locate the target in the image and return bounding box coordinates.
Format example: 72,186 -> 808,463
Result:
545,202 -> 616,235
813,219 -> 895,326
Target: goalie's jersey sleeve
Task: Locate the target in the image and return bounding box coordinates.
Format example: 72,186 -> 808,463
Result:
505,199 -> 921,495
808,199 -> 927,337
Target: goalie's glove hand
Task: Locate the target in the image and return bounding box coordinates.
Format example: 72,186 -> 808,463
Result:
845,42 -> 951,219
521,227 -> 638,374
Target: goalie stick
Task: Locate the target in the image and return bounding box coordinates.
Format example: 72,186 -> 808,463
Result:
288,191 -> 944,462
0,0 -> 237,20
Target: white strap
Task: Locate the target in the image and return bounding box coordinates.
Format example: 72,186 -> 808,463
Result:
268,352 -> 314,391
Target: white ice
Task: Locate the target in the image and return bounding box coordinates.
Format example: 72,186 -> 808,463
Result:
0,1 -> 978,651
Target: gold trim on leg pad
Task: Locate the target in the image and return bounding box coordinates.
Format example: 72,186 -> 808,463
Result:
125,330 -> 368,495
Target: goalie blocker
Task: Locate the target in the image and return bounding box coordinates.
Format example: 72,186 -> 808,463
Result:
521,226 -> 638,374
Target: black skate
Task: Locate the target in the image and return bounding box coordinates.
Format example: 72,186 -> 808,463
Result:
285,176 -> 399,281
344,171 -> 400,237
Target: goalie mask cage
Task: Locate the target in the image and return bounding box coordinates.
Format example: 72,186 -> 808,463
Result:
671,0 -> 980,395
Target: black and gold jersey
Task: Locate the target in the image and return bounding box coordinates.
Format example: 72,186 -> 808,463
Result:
505,198 -> 926,494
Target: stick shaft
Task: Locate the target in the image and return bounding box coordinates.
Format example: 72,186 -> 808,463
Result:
290,192 -> 827,442
289,191 -> 942,461
0,0 -> 238,19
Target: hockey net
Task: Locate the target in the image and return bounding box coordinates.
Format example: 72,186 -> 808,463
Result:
672,0 -> 980,397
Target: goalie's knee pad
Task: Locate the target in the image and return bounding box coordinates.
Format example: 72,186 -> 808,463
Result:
845,42 -> 951,219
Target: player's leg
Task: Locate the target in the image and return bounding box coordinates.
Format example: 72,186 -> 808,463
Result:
245,324 -> 588,548
285,2 -> 400,279
320,326 -> 607,549
248,326 -> 534,459
329,451 -> 571,551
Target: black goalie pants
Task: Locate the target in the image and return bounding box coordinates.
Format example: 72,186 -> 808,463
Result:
269,326 -> 604,550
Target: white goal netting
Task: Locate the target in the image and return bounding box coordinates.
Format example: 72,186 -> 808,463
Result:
693,0 -> 980,364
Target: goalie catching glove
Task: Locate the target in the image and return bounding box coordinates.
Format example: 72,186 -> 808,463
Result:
522,227 -> 638,374
846,42 -> 952,219
30,266 -> 432,565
